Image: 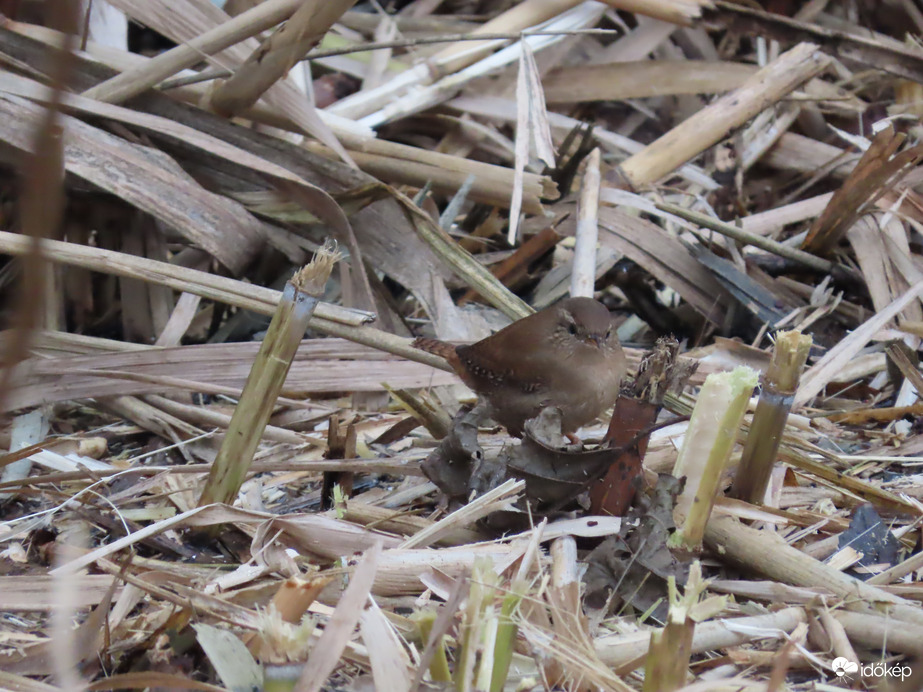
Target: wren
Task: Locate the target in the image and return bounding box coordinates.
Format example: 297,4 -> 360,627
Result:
413,297 -> 626,437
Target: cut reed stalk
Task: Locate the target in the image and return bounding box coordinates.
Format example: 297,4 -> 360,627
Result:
197,243 -> 340,508
412,610 -> 451,683
455,557 -> 500,690
670,367 -> 758,551
643,562 -> 721,692
731,330 -> 812,503
596,607 -> 807,669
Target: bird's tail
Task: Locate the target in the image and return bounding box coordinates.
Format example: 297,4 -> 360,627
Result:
411,337 -> 457,361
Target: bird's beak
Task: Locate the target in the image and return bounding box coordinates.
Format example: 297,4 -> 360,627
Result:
586,335 -> 603,347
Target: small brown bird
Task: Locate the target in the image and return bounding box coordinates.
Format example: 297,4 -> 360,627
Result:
413,297 -> 626,437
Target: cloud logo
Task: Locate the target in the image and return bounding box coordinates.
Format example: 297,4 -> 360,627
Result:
832,657 -> 859,676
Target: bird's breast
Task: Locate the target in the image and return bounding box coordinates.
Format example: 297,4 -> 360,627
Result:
547,348 -> 622,426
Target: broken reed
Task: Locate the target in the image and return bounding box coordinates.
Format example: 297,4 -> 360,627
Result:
489,572 -> 528,692
643,562 -> 727,692
385,384 -> 452,439
412,611 -> 451,683
731,330 -> 812,503
445,556 -> 526,692
198,242 -> 340,508
670,366 -> 758,551
258,575 -> 330,692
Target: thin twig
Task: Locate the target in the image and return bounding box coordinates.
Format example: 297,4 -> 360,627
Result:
158,29 -> 621,90
654,201 -> 861,281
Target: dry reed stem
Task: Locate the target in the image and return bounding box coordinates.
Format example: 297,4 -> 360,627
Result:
0,229 -> 456,371
207,0 -> 357,116
617,43 -> 828,188
834,611 -> 923,656
83,0 -> 303,104
595,607 -> 807,668
0,229 -> 366,326
0,456 -> 426,496
704,515 -> 923,627
399,478 -> 524,549
595,0 -> 707,26
342,502 -> 484,546
570,148 -> 601,298
329,0 -> 584,121
544,60 -> 757,103
198,243 -> 340,507
431,0 -> 584,75
303,142 -> 547,213
655,201 -> 844,276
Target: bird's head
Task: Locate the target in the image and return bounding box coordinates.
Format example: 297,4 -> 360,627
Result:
552,297 -> 619,353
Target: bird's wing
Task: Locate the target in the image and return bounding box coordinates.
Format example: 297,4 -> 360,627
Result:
455,330 -> 550,394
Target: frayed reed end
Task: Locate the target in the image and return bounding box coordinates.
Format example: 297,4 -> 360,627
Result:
293,239 -> 342,296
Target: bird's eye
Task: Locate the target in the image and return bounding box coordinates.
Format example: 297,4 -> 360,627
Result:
605,327 -> 612,339
567,323 -> 577,336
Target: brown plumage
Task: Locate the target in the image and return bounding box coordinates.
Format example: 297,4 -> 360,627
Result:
412,297 -> 626,437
